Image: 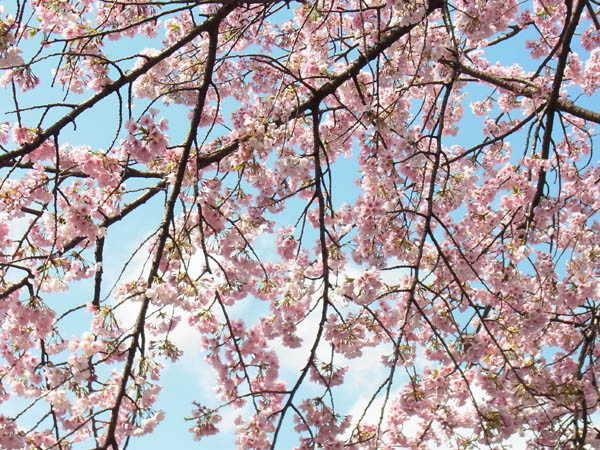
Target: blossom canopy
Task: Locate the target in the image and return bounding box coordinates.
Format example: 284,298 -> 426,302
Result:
0,0 -> 600,448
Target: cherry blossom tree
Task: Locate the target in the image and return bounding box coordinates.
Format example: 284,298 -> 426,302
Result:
1,0 -> 600,448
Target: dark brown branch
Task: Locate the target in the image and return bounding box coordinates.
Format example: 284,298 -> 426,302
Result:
98,5 -> 229,447
283,0 -> 444,123
0,275 -> 33,300
92,237 -> 105,307
270,107 -> 332,449
203,0 -> 446,175
525,0 -> 586,229
446,60 -> 600,124
0,2 -> 237,168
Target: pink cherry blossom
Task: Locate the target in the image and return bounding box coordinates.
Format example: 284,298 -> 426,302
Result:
0,0 -> 599,448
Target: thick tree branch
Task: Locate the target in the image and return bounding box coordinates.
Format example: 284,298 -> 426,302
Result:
526,0 -> 586,228
0,2 -> 237,168
98,10 -> 225,450
446,60 -> 600,124
204,0 -> 445,167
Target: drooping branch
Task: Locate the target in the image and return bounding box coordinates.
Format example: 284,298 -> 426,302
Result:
270,107 -> 332,449
97,11 -> 226,449
526,0 -> 586,229
203,0 -> 446,167
0,2 -> 238,168
283,0 -> 445,122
